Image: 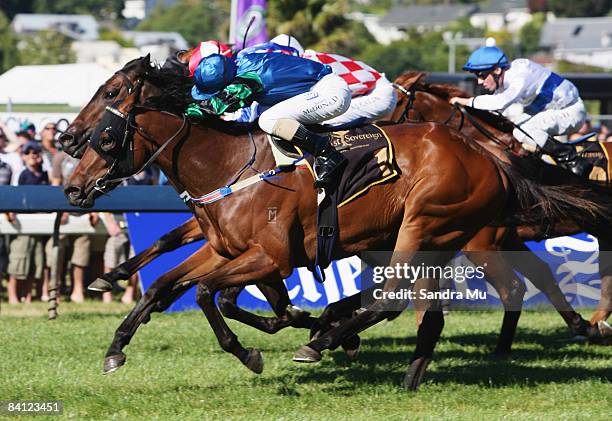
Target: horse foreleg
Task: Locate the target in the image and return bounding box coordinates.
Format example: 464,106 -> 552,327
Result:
590,275 -> 611,325
90,217 -> 203,292
194,245 -> 279,374
103,243 -> 227,374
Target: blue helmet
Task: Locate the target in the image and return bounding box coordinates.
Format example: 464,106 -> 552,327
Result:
463,46 -> 509,72
191,54 -> 238,100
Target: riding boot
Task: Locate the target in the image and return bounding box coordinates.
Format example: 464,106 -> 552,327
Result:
540,137 -> 592,177
291,124 -> 347,188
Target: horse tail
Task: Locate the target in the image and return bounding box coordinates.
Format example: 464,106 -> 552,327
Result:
499,154 -> 612,238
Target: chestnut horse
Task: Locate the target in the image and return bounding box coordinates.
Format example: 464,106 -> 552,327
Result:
391,71 -> 612,329
58,58 -> 603,357
64,63 -> 612,389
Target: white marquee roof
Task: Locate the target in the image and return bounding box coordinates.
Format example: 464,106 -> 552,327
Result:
0,63 -> 113,107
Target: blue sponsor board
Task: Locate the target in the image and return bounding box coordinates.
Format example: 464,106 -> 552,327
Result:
127,213 -> 602,311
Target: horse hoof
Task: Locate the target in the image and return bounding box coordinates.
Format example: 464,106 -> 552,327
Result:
293,345 -> 321,363
89,278 -> 113,292
493,346 -> 512,356
402,357 -> 430,391
103,353 -> 126,375
341,335 -> 361,361
244,348 -> 264,374
286,305 -> 311,320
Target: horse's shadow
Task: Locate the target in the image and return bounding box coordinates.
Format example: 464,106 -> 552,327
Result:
264,328 -> 612,389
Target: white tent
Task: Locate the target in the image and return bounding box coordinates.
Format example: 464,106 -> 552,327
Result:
0,63 -> 114,107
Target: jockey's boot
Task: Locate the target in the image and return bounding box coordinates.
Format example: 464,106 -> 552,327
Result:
541,137 -> 592,177
292,126 -> 347,188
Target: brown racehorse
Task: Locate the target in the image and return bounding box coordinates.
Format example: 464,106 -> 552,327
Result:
64,63 -> 612,389
391,71 -> 612,329
58,58 -> 604,360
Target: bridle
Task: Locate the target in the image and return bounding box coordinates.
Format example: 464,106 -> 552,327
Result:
395,82 -> 518,152
89,75 -> 188,193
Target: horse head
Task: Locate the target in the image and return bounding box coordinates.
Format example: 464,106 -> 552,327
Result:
59,53 -> 186,158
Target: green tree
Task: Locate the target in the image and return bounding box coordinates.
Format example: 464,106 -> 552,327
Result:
518,12 -> 545,56
0,0 -> 36,19
268,0 -> 374,56
33,0 -> 124,21
0,10 -> 19,72
137,0 -> 230,46
17,31 -> 76,65
547,0 -> 611,17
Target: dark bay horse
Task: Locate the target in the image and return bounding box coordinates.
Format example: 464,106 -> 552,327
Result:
391,71 -> 612,329
64,65 -> 612,389
59,57 -> 604,361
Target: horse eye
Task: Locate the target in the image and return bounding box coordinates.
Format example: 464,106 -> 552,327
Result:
104,90 -> 118,99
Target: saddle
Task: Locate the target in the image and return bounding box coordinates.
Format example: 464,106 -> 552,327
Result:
267,124 -> 399,281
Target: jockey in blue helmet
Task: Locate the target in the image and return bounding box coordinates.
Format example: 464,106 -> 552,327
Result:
450,42 -> 591,177
189,50 -> 351,188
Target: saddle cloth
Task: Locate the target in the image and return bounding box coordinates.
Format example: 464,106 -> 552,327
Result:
267,124 -> 399,281
267,124 -> 399,207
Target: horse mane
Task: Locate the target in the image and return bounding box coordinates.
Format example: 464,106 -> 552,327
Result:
131,58 -> 255,135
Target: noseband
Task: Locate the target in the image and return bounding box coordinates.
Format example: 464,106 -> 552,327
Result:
89,77 -> 188,193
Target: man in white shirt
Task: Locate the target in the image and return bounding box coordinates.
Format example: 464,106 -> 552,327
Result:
450,43 -> 591,176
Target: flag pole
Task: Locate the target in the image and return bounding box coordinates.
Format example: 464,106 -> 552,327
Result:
229,0 -> 238,44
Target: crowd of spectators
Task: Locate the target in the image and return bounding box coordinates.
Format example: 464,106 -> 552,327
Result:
0,119 -> 156,305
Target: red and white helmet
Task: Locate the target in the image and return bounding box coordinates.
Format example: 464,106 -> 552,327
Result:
188,40 -> 233,77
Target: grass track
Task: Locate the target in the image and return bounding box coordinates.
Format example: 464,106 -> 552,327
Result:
1,302 -> 610,420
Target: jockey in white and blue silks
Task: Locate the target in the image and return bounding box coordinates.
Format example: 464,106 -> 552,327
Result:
189,51 -> 351,187
450,45 -> 591,176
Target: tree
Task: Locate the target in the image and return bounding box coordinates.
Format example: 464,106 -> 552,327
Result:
137,0 -> 230,47
0,0 -> 36,19
547,0 -> 611,17
0,10 -> 19,72
32,0 -> 124,21
268,0 -> 374,56
518,12 -> 545,56
17,31 -> 76,65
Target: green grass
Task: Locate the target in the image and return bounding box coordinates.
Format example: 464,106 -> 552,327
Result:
0,104 -> 81,113
1,302 -> 610,420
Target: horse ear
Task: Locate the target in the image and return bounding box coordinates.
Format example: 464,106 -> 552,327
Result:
144,53 -> 151,65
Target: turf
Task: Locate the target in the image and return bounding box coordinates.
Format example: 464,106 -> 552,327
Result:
1,302 -> 610,420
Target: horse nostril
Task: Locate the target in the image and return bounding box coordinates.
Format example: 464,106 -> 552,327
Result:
64,185 -> 82,201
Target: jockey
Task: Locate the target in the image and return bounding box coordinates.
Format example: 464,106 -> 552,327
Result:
189,51 -> 351,187
450,43 -> 591,176
271,34 -> 397,126
188,40 -> 233,77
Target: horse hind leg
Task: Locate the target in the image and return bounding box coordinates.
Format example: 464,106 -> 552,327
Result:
217,279 -> 315,335
194,245 -> 280,374
464,250 -> 525,355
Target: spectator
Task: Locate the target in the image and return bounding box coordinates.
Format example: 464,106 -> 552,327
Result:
47,151 -> 97,303
597,124 -> 610,142
0,129 -> 12,288
0,127 -> 23,185
6,142 -> 48,304
568,119 -> 593,141
101,213 -> 139,304
39,122 -> 59,163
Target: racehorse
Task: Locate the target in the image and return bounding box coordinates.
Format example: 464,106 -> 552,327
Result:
58,57 -> 605,365
391,71 -> 612,330
63,60 -> 612,389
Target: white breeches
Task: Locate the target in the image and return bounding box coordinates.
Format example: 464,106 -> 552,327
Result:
258,73 -> 352,134
512,100 -> 587,148
324,76 -> 398,126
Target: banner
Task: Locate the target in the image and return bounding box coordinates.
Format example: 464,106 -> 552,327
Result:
126,213 -> 604,312
229,0 -> 268,48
